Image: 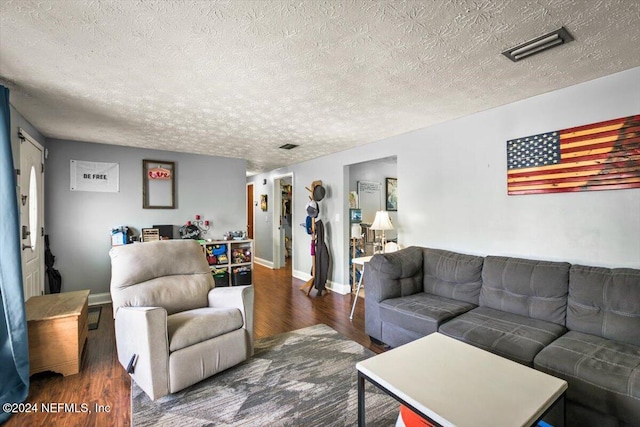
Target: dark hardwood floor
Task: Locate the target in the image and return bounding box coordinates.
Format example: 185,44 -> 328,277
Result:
6,260 -> 382,427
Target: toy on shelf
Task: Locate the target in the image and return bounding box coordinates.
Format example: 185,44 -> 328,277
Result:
206,245 -> 216,265
232,248 -> 251,264
205,244 -> 227,265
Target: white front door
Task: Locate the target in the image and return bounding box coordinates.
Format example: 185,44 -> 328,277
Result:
19,129 -> 45,300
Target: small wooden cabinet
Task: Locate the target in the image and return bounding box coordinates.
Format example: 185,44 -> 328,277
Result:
25,290 -> 89,376
200,239 -> 254,286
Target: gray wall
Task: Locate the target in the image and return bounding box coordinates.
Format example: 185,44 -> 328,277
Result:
45,139 -> 246,296
249,67 -> 640,292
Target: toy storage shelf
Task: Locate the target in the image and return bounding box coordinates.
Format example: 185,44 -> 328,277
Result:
200,239 -> 253,287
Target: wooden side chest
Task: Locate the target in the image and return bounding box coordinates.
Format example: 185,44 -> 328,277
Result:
25,290 -> 90,376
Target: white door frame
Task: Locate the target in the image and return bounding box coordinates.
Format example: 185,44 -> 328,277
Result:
19,128 -> 45,299
272,172 -> 293,270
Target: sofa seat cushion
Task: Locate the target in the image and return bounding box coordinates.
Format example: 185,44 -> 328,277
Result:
438,306 -> 566,366
167,307 -> 243,352
380,293 -> 476,337
534,331 -> 640,425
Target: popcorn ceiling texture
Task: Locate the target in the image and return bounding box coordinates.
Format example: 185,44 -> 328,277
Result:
1,0 -> 639,174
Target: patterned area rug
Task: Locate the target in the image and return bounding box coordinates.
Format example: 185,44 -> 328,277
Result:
132,324 -> 399,426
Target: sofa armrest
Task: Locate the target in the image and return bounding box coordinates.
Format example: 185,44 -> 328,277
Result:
366,246 -> 425,302
364,246 -> 424,342
208,285 -> 255,356
114,306 -> 169,400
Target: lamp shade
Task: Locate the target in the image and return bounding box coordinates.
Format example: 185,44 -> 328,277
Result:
370,211 -> 393,231
351,223 -> 362,239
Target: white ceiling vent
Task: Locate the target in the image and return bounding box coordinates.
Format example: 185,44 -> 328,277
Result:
502,27 -> 574,62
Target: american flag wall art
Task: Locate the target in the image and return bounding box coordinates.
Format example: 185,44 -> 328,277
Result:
507,115 -> 640,195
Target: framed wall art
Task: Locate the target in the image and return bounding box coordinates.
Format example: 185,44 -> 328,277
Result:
386,177 -> 397,211
507,115 -> 640,195
349,208 -> 362,223
143,159 -> 175,209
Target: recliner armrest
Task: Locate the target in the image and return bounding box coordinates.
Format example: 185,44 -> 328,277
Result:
114,306 -> 169,400
208,285 -> 254,355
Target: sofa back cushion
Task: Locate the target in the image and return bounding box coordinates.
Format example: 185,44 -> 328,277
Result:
567,265 -> 640,347
422,248 -> 484,305
480,256 -> 569,325
110,240 -> 213,315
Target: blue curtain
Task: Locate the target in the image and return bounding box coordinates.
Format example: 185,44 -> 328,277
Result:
0,86 -> 30,423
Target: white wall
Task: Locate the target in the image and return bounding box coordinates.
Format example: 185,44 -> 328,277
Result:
249,67 -> 640,293
45,139 -> 247,297
399,67 -> 640,267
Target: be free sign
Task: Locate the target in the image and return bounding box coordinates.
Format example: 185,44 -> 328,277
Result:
84,173 -> 108,180
70,160 -> 119,192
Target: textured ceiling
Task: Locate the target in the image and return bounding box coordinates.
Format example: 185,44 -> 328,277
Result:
1,1 -> 639,175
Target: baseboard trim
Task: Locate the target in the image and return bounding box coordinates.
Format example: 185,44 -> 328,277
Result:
293,269 -> 310,282
254,257 -> 274,268
88,292 -> 112,306
327,281 -> 350,295
292,270 -> 349,295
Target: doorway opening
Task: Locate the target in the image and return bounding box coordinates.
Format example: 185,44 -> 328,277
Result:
246,183 -> 254,240
272,173 -> 293,271
346,156 -> 397,288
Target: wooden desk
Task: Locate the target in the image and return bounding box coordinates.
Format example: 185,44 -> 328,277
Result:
26,290 -> 90,376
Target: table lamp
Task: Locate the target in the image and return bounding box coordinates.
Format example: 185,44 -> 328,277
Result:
370,211 -> 394,253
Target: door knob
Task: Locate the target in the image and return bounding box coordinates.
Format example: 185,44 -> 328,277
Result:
22,244 -> 33,250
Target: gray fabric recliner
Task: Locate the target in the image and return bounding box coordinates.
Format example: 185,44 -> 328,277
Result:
109,239 -> 254,400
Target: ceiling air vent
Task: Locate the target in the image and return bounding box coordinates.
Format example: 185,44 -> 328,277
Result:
279,144 -> 299,150
502,27 -> 574,62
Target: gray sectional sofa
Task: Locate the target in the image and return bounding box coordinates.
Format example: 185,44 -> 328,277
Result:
364,246 -> 640,427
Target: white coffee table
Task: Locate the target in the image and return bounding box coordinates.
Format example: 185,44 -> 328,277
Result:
356,333 -> 567,427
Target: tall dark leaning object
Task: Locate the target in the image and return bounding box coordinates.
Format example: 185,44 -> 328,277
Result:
300,180 -> 330,296
313,219 -> 330,295
44,234 -> 62,293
